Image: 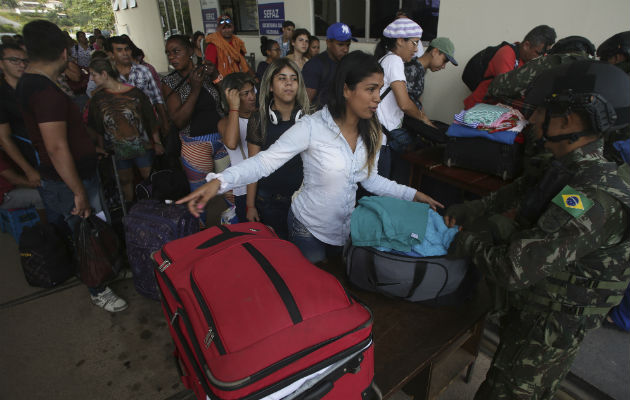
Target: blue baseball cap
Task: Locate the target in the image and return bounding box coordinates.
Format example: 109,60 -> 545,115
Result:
326,22 -> 357,42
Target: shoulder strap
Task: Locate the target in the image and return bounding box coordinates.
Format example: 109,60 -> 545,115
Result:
378,53 -> 393,100
380,87 -> 392,100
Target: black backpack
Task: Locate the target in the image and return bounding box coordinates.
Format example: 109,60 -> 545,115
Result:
19,223 -> 75,288
462,41 -> 519,91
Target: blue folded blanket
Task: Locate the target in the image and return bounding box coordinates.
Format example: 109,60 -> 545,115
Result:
446,123 -> 519,145
351,196 -> 459,256
374,209 -> 459,256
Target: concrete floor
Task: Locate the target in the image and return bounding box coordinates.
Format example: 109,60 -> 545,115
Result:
1,228 -> 627,400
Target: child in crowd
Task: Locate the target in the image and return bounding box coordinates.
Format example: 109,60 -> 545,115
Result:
178,51 -> 442,263
287,28 -> 311,70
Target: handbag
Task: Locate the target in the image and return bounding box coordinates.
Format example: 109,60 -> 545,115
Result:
76,215 -> 123,287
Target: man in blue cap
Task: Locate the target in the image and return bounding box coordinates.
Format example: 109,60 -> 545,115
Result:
302,22 -> 357,108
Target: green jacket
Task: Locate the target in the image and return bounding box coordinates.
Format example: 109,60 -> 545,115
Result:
452,140 -> 630,327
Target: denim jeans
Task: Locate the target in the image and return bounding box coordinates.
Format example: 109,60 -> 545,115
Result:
255,188 -> 292,239
387,128 -> 415,153
287,208 -> 342,264
234,194 -> 247,223
38,174 -> 102,234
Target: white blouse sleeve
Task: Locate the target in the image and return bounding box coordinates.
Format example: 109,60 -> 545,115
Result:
206,118 -> 312,194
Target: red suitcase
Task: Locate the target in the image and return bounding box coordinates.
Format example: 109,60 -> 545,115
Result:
153,222 -> 376,399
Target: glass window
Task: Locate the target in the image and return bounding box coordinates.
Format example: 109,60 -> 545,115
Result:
219,0 -> 259,33
401,0 -> 440,41
340,0 -> 366,38
369,0 -> 400,39
158,0 -> 193,39
313,0 -> 336,37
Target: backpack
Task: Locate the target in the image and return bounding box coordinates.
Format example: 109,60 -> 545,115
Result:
19,223 -> 75,288
462,42 -> 519,91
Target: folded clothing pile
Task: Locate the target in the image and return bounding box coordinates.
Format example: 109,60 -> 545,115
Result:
448,103 -> 527,144
350,196 -> 458,257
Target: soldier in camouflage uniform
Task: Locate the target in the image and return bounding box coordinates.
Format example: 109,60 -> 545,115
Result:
486,36 -> 596,178
446,60 -> 630,399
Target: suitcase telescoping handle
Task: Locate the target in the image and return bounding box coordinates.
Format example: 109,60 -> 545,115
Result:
294,351 -> 364,400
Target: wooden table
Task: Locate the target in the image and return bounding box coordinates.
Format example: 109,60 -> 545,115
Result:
320,261 -> 491,399
403,146 -> 510,197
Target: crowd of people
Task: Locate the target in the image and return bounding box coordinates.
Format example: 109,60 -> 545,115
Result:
1,11 -> 629,400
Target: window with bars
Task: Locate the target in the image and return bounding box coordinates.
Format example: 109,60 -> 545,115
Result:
219,0 -> 259,33
313,0 -> 440,41
158,0 -> 193,39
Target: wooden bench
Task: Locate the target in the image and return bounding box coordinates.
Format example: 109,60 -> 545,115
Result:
319,261 -> 491,399
403,146 -> 510,197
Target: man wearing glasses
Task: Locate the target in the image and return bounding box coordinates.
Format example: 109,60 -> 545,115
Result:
204,14 -> 253,78
0,43 -> 40,187
464,25 -> 556,109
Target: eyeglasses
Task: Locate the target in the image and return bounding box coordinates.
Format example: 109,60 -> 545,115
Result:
2,57 -> 29,65
408,39 -> 420,48
219,18 -> 232,25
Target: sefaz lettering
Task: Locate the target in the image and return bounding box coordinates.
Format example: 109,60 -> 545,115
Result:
263,9 -> 280,18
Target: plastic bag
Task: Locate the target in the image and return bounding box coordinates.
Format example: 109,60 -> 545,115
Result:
76,215 -> 123,287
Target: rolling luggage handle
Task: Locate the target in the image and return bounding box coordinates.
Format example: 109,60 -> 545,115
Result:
294,352 -> 364,400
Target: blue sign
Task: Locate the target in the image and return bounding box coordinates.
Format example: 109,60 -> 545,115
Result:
202,7 -> 218,33
258,2 -> 285,36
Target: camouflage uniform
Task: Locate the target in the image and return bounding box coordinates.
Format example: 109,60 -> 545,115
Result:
449,139 -> 630,399
486,52 -> 591,106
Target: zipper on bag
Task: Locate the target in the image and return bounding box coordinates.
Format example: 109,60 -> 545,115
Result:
190,276 -> 227,355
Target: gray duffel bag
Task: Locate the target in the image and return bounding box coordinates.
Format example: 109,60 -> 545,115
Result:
345,241 -> 474,304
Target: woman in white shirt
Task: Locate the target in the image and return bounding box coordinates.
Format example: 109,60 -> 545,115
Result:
177,51 -> 442,263
374,17 -> 435,154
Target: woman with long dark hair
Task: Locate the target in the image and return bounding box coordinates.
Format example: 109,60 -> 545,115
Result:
161,35 -> 230,192
178,51 -> 442,262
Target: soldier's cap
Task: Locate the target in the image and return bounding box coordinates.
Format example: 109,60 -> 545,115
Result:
549,36 -> 595,56
429,37 -> 458,66
597,31 -> 630,60
524,60 -> 630,132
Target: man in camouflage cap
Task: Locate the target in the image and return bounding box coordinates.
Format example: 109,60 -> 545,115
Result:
446,60 -> 630,399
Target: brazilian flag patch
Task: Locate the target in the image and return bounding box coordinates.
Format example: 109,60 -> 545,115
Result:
551,185 -> 594,218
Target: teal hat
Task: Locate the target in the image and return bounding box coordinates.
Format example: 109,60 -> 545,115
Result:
429,37 -> 458,66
